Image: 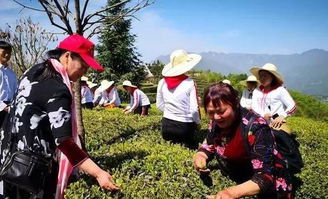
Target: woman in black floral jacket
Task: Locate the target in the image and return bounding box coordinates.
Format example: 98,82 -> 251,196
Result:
0,35 -> 119,199
193,82 -> 293,199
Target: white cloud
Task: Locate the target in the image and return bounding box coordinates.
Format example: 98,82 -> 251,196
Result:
132,10 -> 224,62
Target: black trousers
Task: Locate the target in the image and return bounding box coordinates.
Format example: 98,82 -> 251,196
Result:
0,111 -> 7,128
134,105 -> 150,116
81,102 -> 93,109
0,101 -> 10,128
161,117 -> 196,148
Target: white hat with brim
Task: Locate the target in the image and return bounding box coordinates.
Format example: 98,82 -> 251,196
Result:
87,81 -> 98,89
122,80 -> 137,88
250,63 -> 284,84
240,75 -> 259,86
98,80 -> 115,92
222,79 -> 231,85
81,76 -> 89,82
162,49 -> 202,77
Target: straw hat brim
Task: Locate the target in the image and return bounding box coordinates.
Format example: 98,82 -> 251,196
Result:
81,76 -> 89,82
250,67 -> 284,84
87,81 -> 97,89
122,83 -> 137,88
162,54 -> 201,77
98,81 -> 114,92
240,79 -> 259,87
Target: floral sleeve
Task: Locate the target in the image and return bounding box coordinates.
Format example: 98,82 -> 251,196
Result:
44,83 -> 73,146
198,124 -> 217,160
247,117 -> 275,193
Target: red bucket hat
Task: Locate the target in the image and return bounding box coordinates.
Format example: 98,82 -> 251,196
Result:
58,35 -> 104,72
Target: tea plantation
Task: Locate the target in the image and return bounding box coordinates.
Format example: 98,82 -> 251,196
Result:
65,105 -> 328,199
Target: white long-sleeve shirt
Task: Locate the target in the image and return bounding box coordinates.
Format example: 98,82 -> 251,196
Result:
156,78 -> 200,124
93,88 -> 102,105
94,87 -> 121,107
0,64 -> 17,111
81,85 -> 93,104
251,86 -> 296,118
126,89 -> 150,111
102,87 -> 121,106
240,89 -> 254,110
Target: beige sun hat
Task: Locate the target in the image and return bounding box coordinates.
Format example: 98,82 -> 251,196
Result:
240,75 -> 259,86
87,81 -> 98,89
98,80 -> 114,92
81,76 -> 89,82
162,49 -> 202,77
250,63 -> 284,84
122,80 -> 137,88
222,79 -> 231,85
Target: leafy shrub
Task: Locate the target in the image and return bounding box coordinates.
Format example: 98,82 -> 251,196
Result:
140,82 -> 154,87
141,85 -> 157,93
290,90 -> 328,122
145,93 -> 156,104
65,96 -> 328,199
117,88 -> 130,104
288,117 -> 328,198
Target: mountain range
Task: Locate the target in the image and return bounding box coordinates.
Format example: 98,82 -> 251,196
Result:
156,49 -> 328,96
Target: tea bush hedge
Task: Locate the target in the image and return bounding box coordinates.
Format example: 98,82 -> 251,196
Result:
65,106 -> 328,199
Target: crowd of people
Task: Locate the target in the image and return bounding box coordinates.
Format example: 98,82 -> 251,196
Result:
80,73 -> 150,116
0,35 -> 299,199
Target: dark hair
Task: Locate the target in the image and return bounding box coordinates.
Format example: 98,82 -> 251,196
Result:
247,81 -> 258,86
0,41 -> 12,51
203,82 -> 240,114
34,48 -> 82,81
80,80 -> 87,85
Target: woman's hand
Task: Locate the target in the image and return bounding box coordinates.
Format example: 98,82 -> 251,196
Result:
270,115 -> 285,128
215,189 -> 236,199
124,110 -> 131,115
78,158 -> 120,192
193,152 -> 210,173
95,169 -> 120,191
102,102 -> 110,107
205,189 -> 236,199
264,113 -> 272,121
205,195 -> 216,199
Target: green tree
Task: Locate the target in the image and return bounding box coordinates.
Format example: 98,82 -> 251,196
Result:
95,0 -> 142,82
225,73 -> 248,92
146,60 -> 165,83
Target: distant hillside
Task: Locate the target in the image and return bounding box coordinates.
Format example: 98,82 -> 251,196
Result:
156,49 -> 328,95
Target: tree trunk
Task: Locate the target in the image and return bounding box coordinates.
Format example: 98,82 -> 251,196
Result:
73,81 -> 86,149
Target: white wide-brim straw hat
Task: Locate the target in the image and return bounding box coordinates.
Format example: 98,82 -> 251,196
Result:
122,80 -> 137,88
162,49 -> 202,77
98,80 -> 115,92
250,63 -> 284,84
240,75 -> 259,86
87,81 -> 97,89
81,76 -> 89,82
222,79 -> 231,85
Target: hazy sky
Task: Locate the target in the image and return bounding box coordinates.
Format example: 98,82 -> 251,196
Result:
1,0 -> 328,62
